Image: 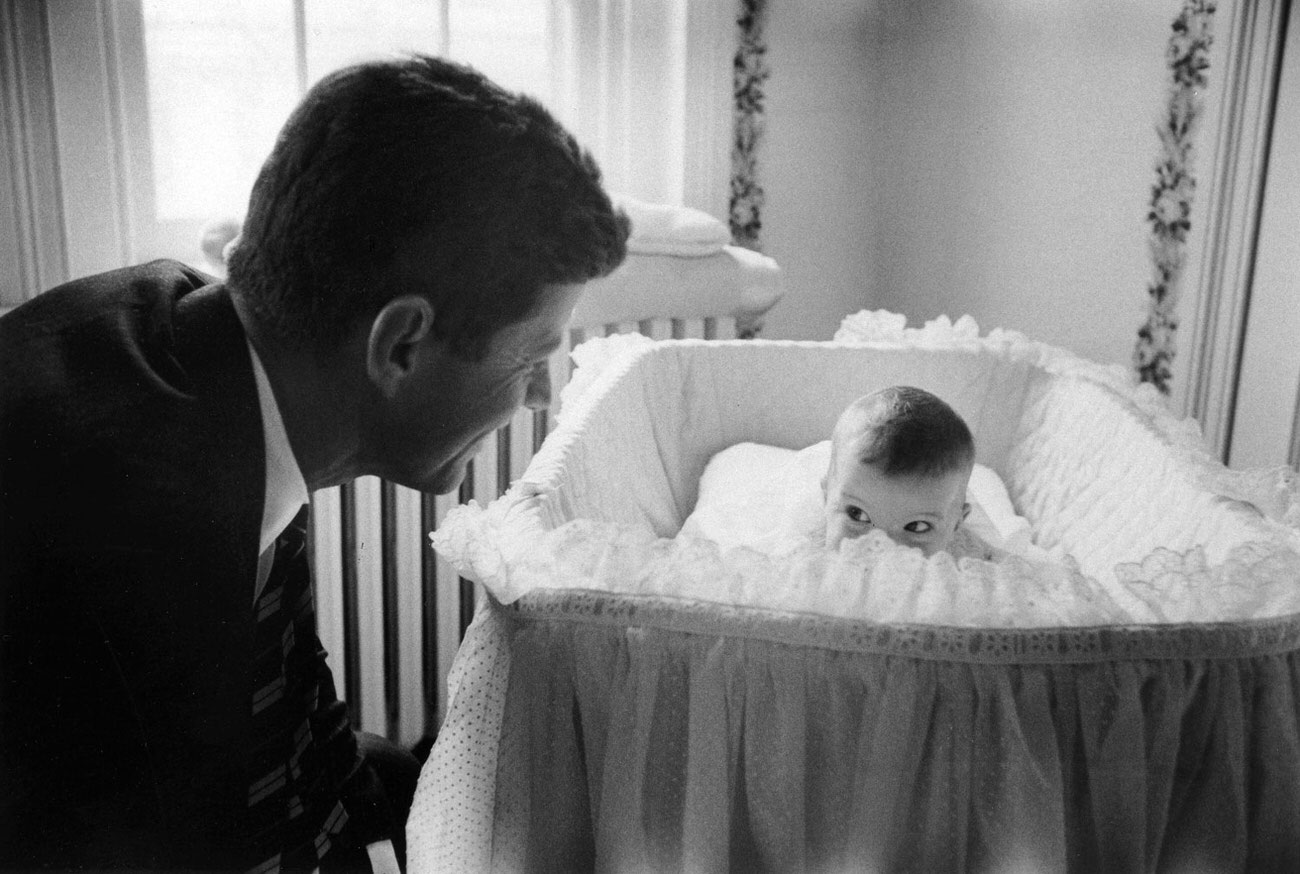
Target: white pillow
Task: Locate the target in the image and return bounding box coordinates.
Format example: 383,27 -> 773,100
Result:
613,193 -> 731,257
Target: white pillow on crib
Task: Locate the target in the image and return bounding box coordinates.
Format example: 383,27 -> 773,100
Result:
614,193 -> 730,256
680,441 -> 1039,559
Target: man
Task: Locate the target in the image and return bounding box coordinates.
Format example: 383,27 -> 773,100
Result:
0,56 -> 628,871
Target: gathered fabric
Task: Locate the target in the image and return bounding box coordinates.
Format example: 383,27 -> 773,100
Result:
418,592 -> 1300,873
408,315 -> 1300,873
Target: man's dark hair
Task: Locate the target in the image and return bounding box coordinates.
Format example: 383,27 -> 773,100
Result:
832,385 -> 975,479
226,55 -> 629,358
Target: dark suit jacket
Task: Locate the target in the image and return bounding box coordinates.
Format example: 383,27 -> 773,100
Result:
0,261 -> 386,869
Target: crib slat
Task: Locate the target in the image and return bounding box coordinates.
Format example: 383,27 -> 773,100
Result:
390,484 -> 425,745
638,318 -> 673,341
458,580 -> 477,640
455,466 -> 477,622
380,481 -> 399,739
429,491 -> 462,730
351,476 -> 387,735
338,481 -> 361,725
495,424 -> 512,497
713,318 -> 738,340
532,408 -> 551,455
553,330 -> 579,417
672,317 -> 707,339
508,407 -> 534,484
567,327 -> 587,387
600,321 -> 639,336
472,433 -> 500,506
419,492 -> 440,735
456,470 -> 481,638
310,487 -> 346,688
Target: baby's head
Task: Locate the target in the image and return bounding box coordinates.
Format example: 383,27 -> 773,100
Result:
823,386 -> 974,556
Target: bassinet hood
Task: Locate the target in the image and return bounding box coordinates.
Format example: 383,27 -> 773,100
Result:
432,311 -> 1300,628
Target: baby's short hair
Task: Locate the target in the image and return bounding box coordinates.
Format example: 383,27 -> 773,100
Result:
831,386 -> 974,479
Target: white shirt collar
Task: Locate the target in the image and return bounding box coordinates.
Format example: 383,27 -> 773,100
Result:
245,340 -> 310,555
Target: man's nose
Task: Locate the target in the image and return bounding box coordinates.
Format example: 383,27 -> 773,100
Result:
524,360 -> 552,410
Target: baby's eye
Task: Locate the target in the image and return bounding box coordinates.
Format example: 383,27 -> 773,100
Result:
845,506 -> 870,524
903,521 -> 934,534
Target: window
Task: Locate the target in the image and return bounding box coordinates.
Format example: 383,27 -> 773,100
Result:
29,0 -> 729,284
137,0 -> 450,269
138,0 -> 472,226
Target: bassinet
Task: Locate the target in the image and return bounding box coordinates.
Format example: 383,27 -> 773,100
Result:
408,314 -> 1300,873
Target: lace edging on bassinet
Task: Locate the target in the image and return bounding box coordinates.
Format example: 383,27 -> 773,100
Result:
509,588 -> 1300,664
431,499 -> 1300,627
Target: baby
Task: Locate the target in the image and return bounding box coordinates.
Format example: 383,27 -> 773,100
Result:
823,385 -> 991,559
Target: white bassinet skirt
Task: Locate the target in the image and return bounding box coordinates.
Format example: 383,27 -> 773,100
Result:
409,314 -> 1300,873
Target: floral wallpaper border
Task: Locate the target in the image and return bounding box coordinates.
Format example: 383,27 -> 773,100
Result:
1135,0 -> 1217,395
730,0 -> 769,253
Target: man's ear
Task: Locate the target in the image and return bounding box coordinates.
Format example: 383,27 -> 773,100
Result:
366,295 -> 435,397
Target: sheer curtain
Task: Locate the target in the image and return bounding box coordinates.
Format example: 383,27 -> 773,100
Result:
0,0 -> 733,302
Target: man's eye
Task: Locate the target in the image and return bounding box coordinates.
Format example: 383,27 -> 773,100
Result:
845,506 -> 869,524
904,521 -> 934,534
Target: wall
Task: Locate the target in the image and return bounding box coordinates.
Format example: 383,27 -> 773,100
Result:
759,0 -> 878,341
759,0 -> 1193,372
1228,3 -> 1300,470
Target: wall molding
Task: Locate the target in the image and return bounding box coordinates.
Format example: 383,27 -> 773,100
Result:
1183,0 -> 1290,460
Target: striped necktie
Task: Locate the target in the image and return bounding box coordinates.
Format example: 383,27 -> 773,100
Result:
246,507 -> 350,873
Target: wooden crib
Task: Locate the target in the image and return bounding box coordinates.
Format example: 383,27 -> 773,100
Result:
306,246 -> 783,747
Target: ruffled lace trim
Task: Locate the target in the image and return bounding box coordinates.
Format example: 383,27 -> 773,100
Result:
434,310 -> 1300,632
509,588 -> 1300,663
433,498 -> 1300,628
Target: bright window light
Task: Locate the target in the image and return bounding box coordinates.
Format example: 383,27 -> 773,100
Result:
139,0 -> 495,224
